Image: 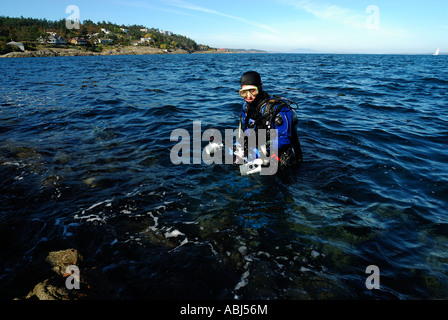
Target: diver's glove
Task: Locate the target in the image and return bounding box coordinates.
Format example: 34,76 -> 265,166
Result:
204,141 -> 223,156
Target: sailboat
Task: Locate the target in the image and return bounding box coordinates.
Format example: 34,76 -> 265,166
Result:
433,48 -> 440,56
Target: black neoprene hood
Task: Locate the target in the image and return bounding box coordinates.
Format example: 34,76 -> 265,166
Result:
240,71 -> 262,87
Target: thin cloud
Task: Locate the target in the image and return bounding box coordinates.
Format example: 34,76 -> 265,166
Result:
282,0 -> 365,29
163,0 -> 277,33
113,0 -> 195,17
281,0 -> 411,39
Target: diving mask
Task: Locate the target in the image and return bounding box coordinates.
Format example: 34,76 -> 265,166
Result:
239,85 -> 259,98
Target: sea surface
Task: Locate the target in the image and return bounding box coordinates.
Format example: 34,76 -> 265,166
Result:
0,53 -> 447,300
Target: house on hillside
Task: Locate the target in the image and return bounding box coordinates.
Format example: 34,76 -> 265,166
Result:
133,37 -> 153,46
38,34 -> 67,45
95,38 -> 114,45
70,37 -> 89,45
48,35 -> 67,45
37,36 -> 46,44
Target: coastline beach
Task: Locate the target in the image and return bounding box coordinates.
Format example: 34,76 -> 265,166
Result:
0,46 -> 218,58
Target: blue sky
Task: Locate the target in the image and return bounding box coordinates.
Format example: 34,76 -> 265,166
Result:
2,0 -> 447,53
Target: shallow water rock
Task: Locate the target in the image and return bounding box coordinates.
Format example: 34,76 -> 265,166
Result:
26,277 -> 71,300
24,249 -> 117,300
46,248 -> 82,276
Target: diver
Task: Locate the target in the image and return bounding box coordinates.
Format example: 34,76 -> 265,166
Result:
237,71 -> 303,170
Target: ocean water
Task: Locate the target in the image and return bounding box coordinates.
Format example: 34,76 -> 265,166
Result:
0,53 -> 447,300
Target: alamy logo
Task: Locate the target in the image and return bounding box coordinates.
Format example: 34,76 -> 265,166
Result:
66,5 -> 80,30
170,121 -> 279,175
365,265 -> 380,290
365,5 -> 380,30
65,265 -> 80,290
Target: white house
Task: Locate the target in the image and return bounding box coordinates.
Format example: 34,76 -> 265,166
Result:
47,35 -> 67,45
70,37 -> 89,45
133,37 -> 153,45
96,38 -> 114,45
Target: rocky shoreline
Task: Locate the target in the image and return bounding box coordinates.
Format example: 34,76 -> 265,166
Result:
0,46 -> 211,58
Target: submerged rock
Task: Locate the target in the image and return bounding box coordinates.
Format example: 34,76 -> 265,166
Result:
46,248 -> 82,276
26,277 -> 71,300
24,249 -> 117,300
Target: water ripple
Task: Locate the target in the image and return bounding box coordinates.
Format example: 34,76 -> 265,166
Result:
0,54 -> 447,299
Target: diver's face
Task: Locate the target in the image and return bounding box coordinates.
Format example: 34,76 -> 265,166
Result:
240,85 -> 259,103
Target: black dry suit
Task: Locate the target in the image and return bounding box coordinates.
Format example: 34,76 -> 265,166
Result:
239,72 -> 303,167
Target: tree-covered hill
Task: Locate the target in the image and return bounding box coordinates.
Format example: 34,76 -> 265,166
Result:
0,16 -> 213,54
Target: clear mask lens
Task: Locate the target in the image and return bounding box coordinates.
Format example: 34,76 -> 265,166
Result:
239,86 -> 259,98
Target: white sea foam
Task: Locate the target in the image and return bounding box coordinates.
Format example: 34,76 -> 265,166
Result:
86,199 -> 113,211
235,270 -> 250,291
165,229 -> 184,238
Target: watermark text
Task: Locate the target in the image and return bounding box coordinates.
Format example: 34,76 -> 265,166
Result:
366,5 -> 380,30
365,265 -> 380,289
170,121 -> 279,175
66,5 -> 80,30
65,265 -> 80,290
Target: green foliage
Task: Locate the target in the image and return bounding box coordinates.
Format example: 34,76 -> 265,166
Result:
0,16 -> 213,54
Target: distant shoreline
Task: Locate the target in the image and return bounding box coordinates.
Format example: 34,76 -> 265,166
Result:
0,46 -> 267,58
2,48 -> 443,58
0,46 -> 222,58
